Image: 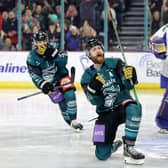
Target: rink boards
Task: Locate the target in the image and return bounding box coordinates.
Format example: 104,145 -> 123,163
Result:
0,51 -> 162,90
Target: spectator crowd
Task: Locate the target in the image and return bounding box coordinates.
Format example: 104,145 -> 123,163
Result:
0,0 -> 133,51
149,0 -> 168,35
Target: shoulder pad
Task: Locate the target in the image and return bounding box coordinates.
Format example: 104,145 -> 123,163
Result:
104,58 -> 124,69
81,66 -> 97,83
27,50 -> 38,65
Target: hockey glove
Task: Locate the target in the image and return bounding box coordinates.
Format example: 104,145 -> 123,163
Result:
123,66 -> 138,85
44,44 -> 58,58
41,81 -> 54,94
87,74 -> 105,96
150,33 -> 167,59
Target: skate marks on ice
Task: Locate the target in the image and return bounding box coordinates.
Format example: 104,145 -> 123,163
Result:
122,136 -> 168,168
131,92 -> 168,168
0,125 -> 124,168
137,135 -> 168,159
0,90 -> 168,167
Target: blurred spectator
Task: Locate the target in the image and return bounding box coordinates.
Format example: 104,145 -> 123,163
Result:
22,7 -> 40,50
65,4 -> 80,28
162,0 -> 168,25
0,1 -> 126,51
65,24 -> 81,51
123,0 -> 131,12
0,13 -> 2,31
109,0 -> 123,31
53,0 -> 61,6
49,14 -> 58,24
53,3 -> 74,30
45,0 -> 58,11
0,30 -> 15,51
0,0 -> 16,13
0,37 -> 5,50
94,0 -> 104,34
21,2 -> 26,15
52,0 -> 78,9
79,20 -> 97,38
32,4 -> 45,30
101,5 -> 117,45
64,19 -> 71,34
2,11 -> 18,49
79,0 -> 97,29
1,11 -> 9,34
40,6 -> 51,31
54,4 -> 61,20
22,24 -> 40,50
32,24 -> 40,34
66,0 -> 81,7
149,0 -> 163,35
31,0 -> 45,6
43,0 -> 54,13
0,31 -> 6,50
79,20 -> 97,49
3,37 -> 16,50
47,22 -> 61,48
22,8 -> 39,31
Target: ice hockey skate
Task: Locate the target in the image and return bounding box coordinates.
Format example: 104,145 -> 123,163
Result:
112,140 -> 122,153
71,120 -> 83,131
122,136 -> 145,165
123,144 -> 145,165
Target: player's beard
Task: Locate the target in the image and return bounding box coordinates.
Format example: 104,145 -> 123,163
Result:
92,53 -> 104,64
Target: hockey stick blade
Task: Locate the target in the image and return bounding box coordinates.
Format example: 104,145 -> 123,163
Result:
17,66 -> 76,101
70,66 -> 75,83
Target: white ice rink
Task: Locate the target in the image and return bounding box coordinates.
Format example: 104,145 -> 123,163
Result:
0,89 -> 168,168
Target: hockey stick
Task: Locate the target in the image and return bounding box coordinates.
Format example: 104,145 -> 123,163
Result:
17,66 -> 76,101
88,117 -> 98,122
109,7 -> 140,106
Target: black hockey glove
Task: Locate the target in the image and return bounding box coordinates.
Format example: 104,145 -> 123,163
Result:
44,44 -> 58,58
123,66 -> 138,85
87,74 -> 105,96
41,82 -> 54,94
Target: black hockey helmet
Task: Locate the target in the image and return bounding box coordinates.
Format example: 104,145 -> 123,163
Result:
33,30 -> 48,55
33,30 -> 48,44
85,38 -> 104,57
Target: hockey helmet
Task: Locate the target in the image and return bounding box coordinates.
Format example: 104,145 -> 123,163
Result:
85,38 -> 104,57
33,31 -> 48,55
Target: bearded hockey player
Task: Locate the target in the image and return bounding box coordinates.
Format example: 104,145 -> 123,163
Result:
80,38 -> 145,164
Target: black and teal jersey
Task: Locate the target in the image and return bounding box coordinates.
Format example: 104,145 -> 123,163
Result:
26,48 -> 68,89
81,57 -> 133,113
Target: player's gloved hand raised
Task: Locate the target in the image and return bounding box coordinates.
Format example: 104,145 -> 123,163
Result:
41,82 -> 54,94
44,44 -> 58,58
150,32 -> 167,59
87,73 -> 105,95
123,66 -> 138,85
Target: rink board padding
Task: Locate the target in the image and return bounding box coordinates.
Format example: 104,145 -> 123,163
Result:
0,81 -> 162,91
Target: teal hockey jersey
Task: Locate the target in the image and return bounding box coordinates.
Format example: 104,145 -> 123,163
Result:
26,48 -> 69,89
80,57 -> 134,113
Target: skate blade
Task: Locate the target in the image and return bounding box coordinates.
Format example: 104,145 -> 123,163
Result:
75,128 -> 81,133
72,127 -> 83,133
124,156 -> 144,165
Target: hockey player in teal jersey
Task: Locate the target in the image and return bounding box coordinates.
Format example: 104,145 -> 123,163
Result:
80,38 -> 145,164
26,30 -> 83,130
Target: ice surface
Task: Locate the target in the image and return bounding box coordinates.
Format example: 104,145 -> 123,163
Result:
0,90 -> 167,168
